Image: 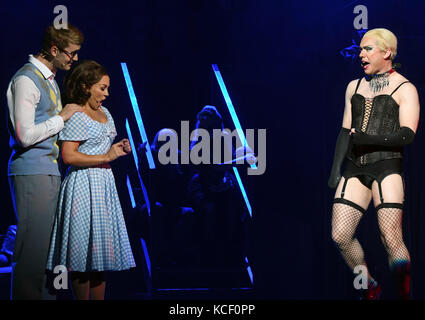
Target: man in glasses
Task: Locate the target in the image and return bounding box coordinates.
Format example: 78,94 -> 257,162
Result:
6,24 -> 85,300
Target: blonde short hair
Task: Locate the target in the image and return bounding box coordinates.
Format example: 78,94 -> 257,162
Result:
41,24 -> 84,60
363,28 -> 398,60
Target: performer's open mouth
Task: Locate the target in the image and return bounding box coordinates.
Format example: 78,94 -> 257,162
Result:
361,61 -> 370,69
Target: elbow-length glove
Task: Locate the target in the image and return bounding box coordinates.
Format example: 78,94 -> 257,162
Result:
352,126 -> 415,147
328,128 -> 351,189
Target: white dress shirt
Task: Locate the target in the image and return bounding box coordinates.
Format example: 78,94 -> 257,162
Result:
7,55 -> 64,148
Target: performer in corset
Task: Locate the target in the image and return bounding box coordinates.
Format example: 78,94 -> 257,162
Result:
328,28 -> 420,300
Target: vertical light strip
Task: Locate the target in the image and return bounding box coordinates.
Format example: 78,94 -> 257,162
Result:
121,62 -> 156,169
245,256 -> 254,285
212,64 -> 257,170
126,118 -> 151,216
141,238 -> 151,277
233,167 -> 252,217
212,64 -> 253,217
125,118 -> 139,171
126,175 -> 136,208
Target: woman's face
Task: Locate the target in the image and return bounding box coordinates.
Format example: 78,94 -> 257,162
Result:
87,75 -> 110,110
359,36 -> 389,75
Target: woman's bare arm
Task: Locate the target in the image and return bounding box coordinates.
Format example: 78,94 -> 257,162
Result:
61,139 -> 130,167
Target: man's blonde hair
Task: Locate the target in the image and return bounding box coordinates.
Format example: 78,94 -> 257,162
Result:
41,24 -> 84,60
362,28 -> 397,60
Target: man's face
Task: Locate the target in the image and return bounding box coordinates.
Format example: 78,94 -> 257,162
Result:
359,37 -> 389,75
52,42 -> 81,71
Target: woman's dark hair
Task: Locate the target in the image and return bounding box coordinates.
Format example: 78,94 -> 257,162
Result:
63,60 -> 108,105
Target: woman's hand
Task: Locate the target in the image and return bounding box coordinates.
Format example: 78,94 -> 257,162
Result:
107,139 -> 130,161
122,138 -> 132,154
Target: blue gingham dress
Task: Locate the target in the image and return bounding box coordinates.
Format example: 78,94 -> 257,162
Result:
46,107 -> 136,272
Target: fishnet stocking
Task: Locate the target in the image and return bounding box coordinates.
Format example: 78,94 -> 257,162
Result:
377,206 -> 410,267
332,202 -> 372,280
377,206 -> 411,299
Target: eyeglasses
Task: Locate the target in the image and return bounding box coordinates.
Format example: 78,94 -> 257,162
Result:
57,46 -> 79,59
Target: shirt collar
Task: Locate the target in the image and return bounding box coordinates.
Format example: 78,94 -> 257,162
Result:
28,54 -> 55,81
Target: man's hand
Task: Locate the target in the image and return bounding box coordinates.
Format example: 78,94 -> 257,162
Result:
328,174 -> 341,189
59,104 -> 85,122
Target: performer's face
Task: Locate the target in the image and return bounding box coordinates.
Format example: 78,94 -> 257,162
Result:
52,42 -> 81,71
87,75 -> 110,110
359,37 -> 387,75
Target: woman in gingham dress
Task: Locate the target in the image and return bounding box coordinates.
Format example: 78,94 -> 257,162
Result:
46,60 -> 135,300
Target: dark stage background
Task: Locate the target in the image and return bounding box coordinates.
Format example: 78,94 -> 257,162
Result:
1,0 -> 425,299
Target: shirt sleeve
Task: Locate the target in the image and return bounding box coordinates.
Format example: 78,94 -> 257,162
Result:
11,76 -> 64,148
59,112 -> 89,141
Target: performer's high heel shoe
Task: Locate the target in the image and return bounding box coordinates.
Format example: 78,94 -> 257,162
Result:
361,281 -> 382,300
392,262 -> 411,300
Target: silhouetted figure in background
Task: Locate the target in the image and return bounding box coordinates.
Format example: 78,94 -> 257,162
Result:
188,105 -> 250,269
138,129 -> 196,267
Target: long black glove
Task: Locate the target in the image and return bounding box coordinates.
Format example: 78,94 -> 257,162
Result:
352,126 -> 415,147
328,127 -> 351,189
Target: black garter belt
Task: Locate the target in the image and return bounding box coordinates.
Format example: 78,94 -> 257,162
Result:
334,158 -> 404,210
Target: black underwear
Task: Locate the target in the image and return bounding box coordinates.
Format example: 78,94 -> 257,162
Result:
343,158 -> 402,189
340,158 -> 403,204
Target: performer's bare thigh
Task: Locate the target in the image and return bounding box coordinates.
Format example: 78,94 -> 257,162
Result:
334,176 -> 372,210
371,174 -> 404,207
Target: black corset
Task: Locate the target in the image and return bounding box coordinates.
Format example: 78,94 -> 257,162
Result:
347,93 -> 402,166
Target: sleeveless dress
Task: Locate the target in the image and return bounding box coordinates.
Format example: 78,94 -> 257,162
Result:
46,107 -> 136,272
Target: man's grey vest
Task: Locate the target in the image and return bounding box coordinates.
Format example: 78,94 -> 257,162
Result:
8,63 -> 62,176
